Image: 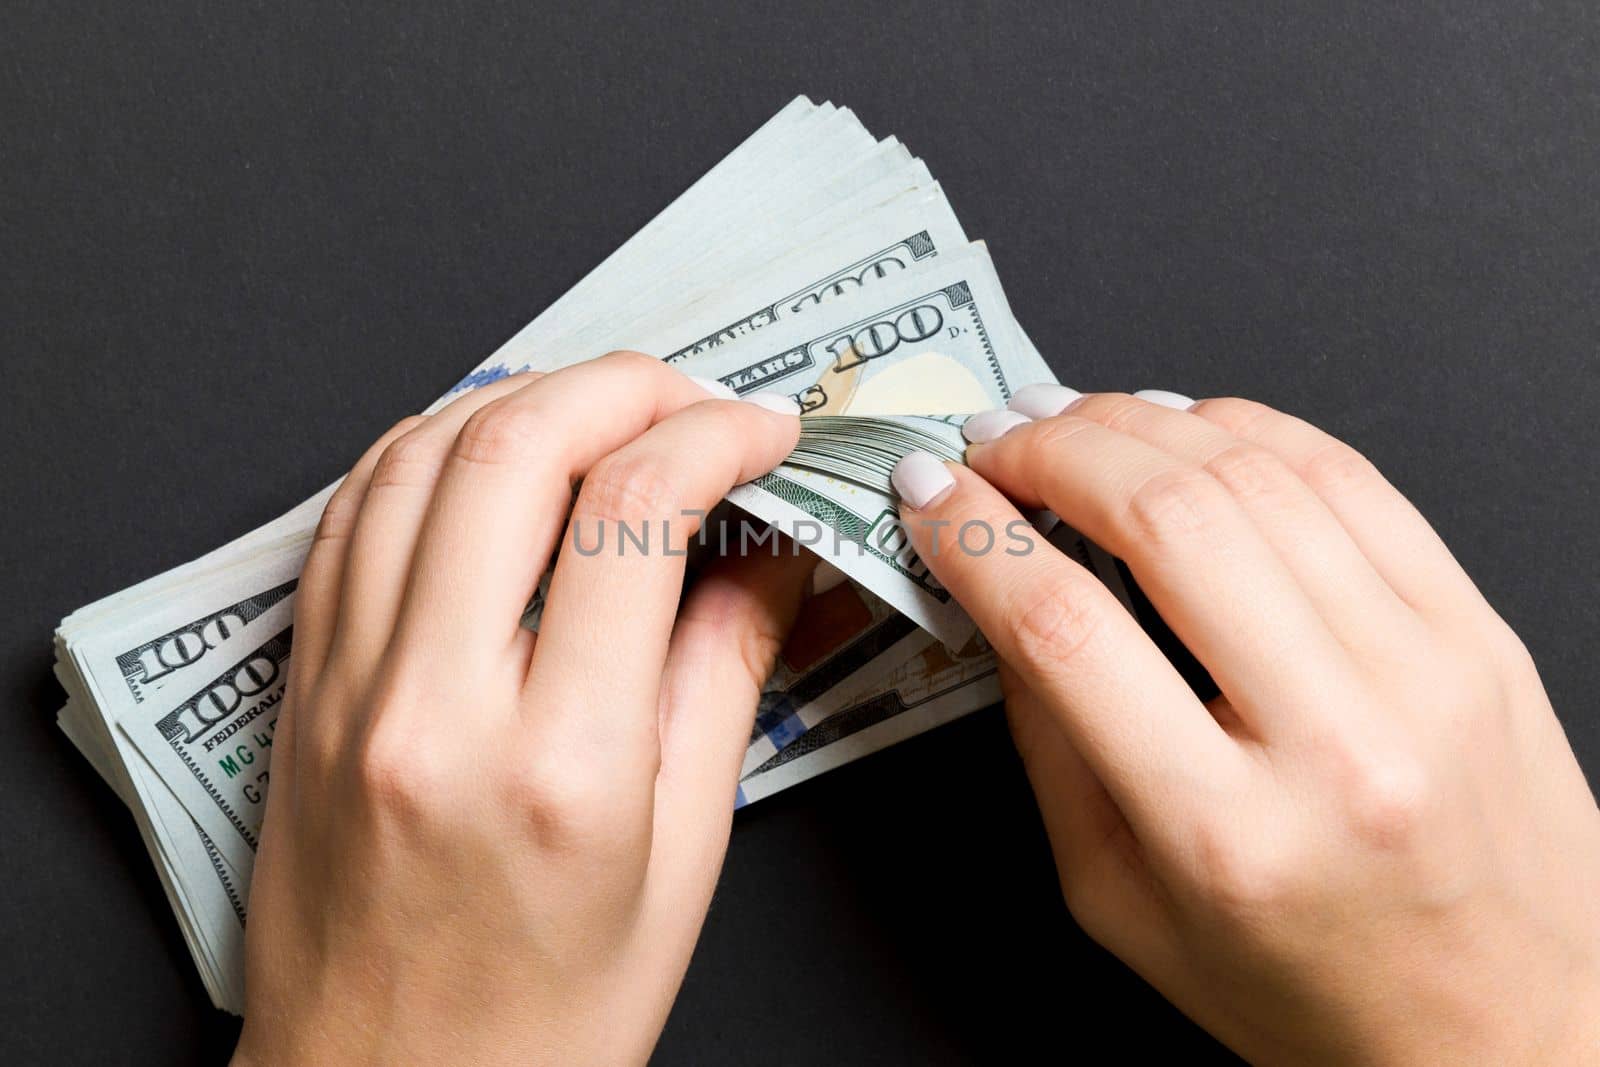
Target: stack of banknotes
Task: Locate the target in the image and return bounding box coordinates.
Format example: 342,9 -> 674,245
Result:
53,97 -> 1137,1011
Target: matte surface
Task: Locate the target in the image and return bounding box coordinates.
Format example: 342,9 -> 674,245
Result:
3,3 -> 1596,1063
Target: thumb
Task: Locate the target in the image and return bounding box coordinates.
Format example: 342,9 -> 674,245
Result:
647,544 -> 817,890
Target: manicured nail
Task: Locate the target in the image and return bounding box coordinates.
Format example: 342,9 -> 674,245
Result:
810,560 -> 848,596
891,451 -> 956,510
687,375 -> 738,400
742,391 -> 801,415
962,409 -> 1032,443
1008,383 -> 1082,419
1134,389 -> 1195,410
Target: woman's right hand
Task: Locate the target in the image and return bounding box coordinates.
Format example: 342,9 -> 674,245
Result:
892,388 -> 1600,1064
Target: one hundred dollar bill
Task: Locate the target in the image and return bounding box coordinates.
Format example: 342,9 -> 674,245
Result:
742,581 -> 928,775
652,192 -> 966,363
116,624 -> 291,871
730,414 -> 978,646
683,248 -> 1053,644
69,545 -> 307,870
681,244 -> 1043,415
51,98 -> 1076,1015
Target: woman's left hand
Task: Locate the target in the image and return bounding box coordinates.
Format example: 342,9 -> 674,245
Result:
233,352 -> 807,1067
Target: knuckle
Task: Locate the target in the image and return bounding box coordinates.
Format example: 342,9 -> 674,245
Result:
1122,465 -> 1228,544
313,418 -> 432,543
1058,874 -> 1102,930
505,754 -> 613,853
1004,572 -> 1107,677
1026,414 -> 1100,457
576,452 -> 682,525
312,487 -> 362,546
679,587 -> 788,689
1202,441 -> 1298,504
1071,393 -> 1145,432
1495,627 -> 1541,689
1299,439 -> 1382,501
355,724 -> 443,822
385,414 -> 429,439
1057,867 -> 1127,938
1189,396 -> 1276,437
369,427 -> 446,491
453,400 -> 547,467
502,369 -> 545,388
1341,752 -> 1432,851
731,613 -> 791,687
1472,614 -> 1538,681
1191,826 -> 1293,912
597,348 -> 659,371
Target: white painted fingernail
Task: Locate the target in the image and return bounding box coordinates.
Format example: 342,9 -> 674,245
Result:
810,560 -> 849,596
742,391 -> 801,415
1008,383 -> 1082,419
962,409 -> 1032,444
891,451 -> 956,510
687,375 -> 738,400
1134,389 -> 1195,410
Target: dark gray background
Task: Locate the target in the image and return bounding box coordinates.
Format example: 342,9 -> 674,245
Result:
3,2 -> 1597,1063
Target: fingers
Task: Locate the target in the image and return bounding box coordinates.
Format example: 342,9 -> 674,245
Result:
327,373 -> 540,673
644,548 -> 815,918
1188,396 -> 1495,627
962,411 -> 1358,740
389,352 -> 733,673
527,395 -> 801,778
1056,393 -> 1421,659
890,460 -> 1243,841
998,663 -> 1166,956
295,414 -> 429,683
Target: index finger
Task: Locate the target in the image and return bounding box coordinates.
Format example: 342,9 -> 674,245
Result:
390,352 -> 731,667
890,455 -> 1245,839
963,412 -> 1358,744
527,395 -> 802,777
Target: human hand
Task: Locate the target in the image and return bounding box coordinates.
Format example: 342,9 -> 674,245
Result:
891,388 -> 1600,1063
232,352 -> 808,1066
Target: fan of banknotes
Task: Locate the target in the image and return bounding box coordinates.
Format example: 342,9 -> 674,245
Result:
52,97 -> 1135,1012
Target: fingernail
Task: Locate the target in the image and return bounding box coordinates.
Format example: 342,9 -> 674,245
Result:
810,560 -> 848,596
742,391 -> 801,416
1134,389 -> 1195,410
687,375 -> 738,400
1008,383 -> 1082,419
962,409 -> 1032,443
891,451 -> 956,510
